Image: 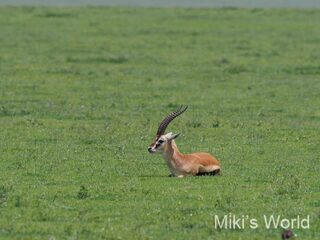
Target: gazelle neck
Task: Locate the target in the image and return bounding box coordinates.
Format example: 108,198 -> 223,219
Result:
163,140 -> 183,161
162,140 -> 186,177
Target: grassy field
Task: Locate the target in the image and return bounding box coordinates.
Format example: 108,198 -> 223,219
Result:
0,6 -> 319,240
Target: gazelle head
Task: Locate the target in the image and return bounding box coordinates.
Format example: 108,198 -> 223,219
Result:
148,105 -> 188,154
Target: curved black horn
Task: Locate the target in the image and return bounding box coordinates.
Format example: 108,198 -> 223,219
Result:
156,105 -> 188,136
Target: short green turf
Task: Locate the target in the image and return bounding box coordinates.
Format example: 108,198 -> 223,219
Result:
0,6 -> 319,240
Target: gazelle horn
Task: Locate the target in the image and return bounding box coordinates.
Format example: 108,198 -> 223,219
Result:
156,105 -> 188,136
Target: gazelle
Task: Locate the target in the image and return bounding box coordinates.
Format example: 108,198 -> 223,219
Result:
148,106 -> 221,177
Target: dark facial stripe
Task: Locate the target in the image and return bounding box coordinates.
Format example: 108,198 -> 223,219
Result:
149,135 -> 160,147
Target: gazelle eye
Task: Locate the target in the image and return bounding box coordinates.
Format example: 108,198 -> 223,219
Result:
158,139 -> 164,144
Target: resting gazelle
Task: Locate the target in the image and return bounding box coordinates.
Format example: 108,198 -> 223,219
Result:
148,106 -> 221,177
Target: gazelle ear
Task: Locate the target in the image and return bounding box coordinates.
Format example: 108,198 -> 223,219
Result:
168,132 -> 180,141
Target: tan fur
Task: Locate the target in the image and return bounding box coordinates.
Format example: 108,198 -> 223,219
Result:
149,133 -> 220,177
148,106 -> 221,177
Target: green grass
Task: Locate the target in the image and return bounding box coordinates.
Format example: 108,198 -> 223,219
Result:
0,6 -> 320,239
